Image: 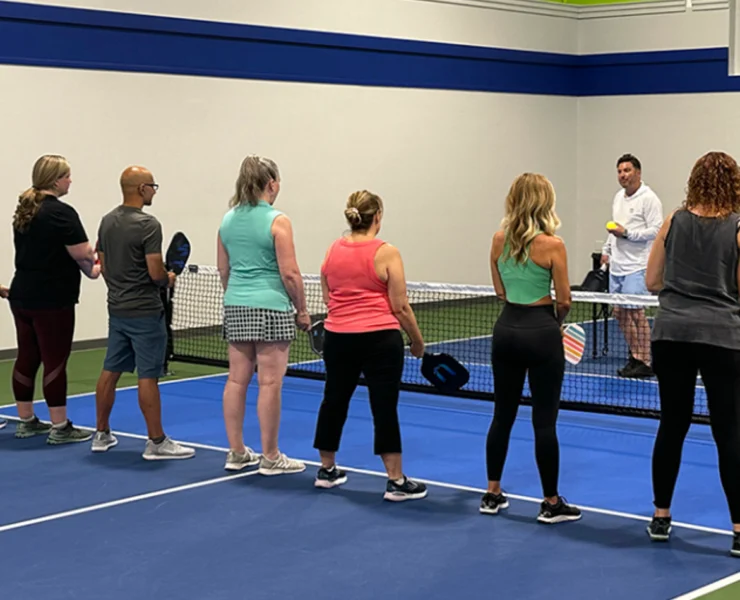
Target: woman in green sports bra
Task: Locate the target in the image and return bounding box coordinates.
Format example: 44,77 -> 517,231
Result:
479,173 -> 582,525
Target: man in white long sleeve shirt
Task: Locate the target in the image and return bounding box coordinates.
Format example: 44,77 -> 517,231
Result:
601,154 -> 663,378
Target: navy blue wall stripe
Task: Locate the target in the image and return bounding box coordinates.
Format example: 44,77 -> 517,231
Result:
0,1 -> 737,96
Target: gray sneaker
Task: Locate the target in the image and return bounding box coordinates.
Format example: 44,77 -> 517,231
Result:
15,416 -> 53,438
259,452 -> 306,476
91,431 -> 119,452
142,437 -> 195,461
224,447 -> 260,471
47,421 -> 94,445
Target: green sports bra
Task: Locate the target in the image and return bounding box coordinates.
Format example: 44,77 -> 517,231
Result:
497,235 -> 552,305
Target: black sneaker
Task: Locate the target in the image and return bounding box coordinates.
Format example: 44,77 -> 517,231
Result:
537,496 -> 582,524
480,491 -> 509,515
617,356 -> 637,377
646,516 -> 672,541
383,476 -> 428,502
314,465 -> 348,489
732,532 -> 740,558
619,359 -> 654,379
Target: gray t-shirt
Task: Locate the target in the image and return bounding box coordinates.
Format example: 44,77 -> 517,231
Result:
98,205 -> 164,318
652,208 -> 740,350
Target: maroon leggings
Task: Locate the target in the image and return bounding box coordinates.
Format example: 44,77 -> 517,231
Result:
11,306 -> 75,408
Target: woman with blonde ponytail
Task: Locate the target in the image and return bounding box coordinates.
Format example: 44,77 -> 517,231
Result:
8,154 -> 100,444
217,155 -> 308,476
481,173 -> 581,524
312,190 -> 428,501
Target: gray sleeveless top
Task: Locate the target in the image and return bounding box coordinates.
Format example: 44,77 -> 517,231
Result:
652,208 -> 740,349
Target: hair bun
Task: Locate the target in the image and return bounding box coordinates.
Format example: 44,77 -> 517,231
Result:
345,207 -> 361,224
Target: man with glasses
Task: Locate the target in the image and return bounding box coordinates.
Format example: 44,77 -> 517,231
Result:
91,166 -> 194,460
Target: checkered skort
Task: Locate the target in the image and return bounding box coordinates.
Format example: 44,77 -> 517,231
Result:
223,306 -> 296,343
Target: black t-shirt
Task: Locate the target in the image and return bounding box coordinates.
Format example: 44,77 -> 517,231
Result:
10,195 -> 89,309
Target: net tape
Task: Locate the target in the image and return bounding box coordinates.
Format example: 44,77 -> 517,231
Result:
177,265 -> 659,311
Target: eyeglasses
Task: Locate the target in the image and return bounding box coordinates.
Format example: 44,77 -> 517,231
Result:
143,183 -> 159,191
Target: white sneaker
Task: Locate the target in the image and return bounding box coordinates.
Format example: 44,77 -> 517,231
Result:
91,431 -> 119,452
224,447 -> 260,471
259,452 -> 306,476
142,437 -> 196,460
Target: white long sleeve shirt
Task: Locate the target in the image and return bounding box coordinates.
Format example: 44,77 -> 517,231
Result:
602,183 -> 663,276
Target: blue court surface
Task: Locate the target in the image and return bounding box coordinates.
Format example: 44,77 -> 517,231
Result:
1,373 -> 737,600
294,318 -> 708,414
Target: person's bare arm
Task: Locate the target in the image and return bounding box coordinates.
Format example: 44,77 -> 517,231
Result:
145,253 -> 174,288
320,247 -> 332,307
646,213 -> 675,293
217,233 -> 230,291
66,241 -> 98,279
549,236 -> 571,324
143,218 -> 173,288
273,215 -> 310,330
489,232 -> 506,301
382,244 -> 424,356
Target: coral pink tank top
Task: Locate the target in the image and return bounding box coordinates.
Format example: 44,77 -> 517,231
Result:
321,237 -> 401,333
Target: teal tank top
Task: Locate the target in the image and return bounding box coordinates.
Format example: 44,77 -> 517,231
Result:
497,235 -> 552,305
219,201 -> 292,311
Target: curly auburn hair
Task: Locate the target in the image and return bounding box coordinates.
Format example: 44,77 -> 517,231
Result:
685,151 -> 740,217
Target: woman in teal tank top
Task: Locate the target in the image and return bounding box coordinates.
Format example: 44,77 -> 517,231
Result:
480,173 -> 581,524
216,155 -> 310,477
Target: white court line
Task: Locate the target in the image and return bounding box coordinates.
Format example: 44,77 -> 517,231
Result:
0,414 -> 730,539
0,469 -> 258,534
0,371 -> 228,410
672,572 -> 740,600
1,418 -> 736,598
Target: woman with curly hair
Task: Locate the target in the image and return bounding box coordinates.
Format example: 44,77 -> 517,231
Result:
645,151 -> 740,556
481,173 -> 581,524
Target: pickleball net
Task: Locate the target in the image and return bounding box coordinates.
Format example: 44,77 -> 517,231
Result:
169,265 -> 708,424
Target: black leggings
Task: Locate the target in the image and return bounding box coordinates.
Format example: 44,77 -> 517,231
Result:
314,329 -> 404,455
487,303 -> 565,497
11,306 -> 75,408
652,340 -> 740,523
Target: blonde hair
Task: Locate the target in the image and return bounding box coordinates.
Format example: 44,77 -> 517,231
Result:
500,173 -> 560,264
230,155 -> 280,208
345,190 -> 383,231
13,154 -> 71,232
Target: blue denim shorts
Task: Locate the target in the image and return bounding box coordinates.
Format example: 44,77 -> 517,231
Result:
609,269 -> 649,309
104,312 -> 167,379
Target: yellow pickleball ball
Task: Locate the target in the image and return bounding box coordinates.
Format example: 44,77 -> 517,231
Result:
606,221 -> 618,230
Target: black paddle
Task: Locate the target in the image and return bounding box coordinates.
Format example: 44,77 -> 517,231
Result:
165,231 -> 191,275
307,320 -> 470,392
161,232 -> 191,373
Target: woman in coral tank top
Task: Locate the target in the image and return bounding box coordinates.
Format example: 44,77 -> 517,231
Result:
312,190 -> 428,501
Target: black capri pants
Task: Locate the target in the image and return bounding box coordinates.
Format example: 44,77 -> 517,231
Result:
487,303 -> 565,498
313,329 -> 405,456
651,340 -> 740,523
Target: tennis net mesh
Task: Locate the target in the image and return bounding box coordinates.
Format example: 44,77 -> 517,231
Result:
170,265 -> 707,424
